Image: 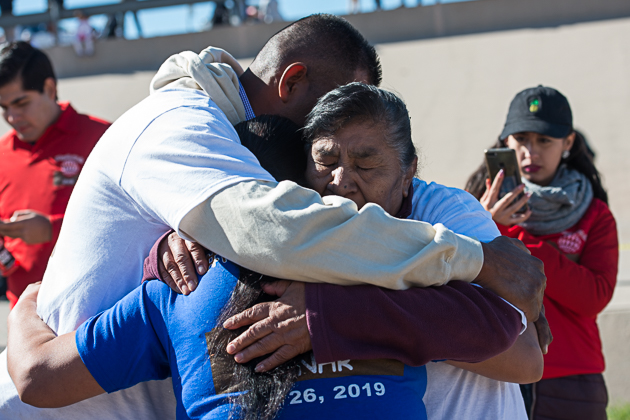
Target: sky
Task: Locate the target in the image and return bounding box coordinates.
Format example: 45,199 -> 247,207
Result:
10,0 -> 451,40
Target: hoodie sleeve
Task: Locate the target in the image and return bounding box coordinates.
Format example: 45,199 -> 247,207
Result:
179,180 -> 484,289
305,281 -> 522,365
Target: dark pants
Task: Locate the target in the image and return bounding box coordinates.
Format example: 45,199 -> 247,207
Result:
521,374 -> 608,420
0,275 -> 6,300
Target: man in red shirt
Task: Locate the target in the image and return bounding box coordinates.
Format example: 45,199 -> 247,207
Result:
0,42 -> 110,307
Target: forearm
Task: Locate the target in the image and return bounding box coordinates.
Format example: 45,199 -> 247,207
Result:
180,180 -> 483,289
7,292 -> 104,407
142,230 -> 172,282
305,281 -> 522,365
446,322 -> 543,384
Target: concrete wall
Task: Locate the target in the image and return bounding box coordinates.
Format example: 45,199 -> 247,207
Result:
600,283 -> 630,405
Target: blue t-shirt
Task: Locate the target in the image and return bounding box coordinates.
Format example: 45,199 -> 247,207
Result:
280,358 -> 426,419
76,256 -> 428,420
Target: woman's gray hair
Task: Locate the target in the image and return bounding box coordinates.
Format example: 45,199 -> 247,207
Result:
302,82 -> 416,173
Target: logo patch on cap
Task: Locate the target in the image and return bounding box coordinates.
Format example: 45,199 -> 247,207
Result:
529,97 -> 541,113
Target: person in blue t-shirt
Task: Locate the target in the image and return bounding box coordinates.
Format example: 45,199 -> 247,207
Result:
80,256 -> 427,420
8,87 -> 540,420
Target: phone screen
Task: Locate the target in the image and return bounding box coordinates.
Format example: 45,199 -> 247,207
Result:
484,148 -> 527,213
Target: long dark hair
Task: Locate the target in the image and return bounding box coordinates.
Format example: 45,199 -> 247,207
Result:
206,115 -> 307,420
464,131 -> 608,204
207,271 -> 302,420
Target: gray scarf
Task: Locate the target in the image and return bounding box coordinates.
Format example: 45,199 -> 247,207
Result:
520,164 -> 593,236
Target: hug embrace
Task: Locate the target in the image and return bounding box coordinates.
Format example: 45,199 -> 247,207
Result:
4,13 -> 608,420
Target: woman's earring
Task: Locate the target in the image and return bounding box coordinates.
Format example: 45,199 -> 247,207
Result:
562,150 -> 570,159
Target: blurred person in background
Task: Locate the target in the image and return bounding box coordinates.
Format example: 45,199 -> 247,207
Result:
466,85 -> 618,420
258,0 -> 282,23
349,0 -> 360,14
0,41 -> 109,308
47,0 -> 64,42
212,1 -> 231,27
0,0 -> 11,18
0,0 -> 15,42
244,5 -> 261,24
103,0 -> 143,40
73,11 -> 95,56
103,11 -> 124,39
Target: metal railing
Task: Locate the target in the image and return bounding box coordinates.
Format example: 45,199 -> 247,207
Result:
0,0 -> 214,27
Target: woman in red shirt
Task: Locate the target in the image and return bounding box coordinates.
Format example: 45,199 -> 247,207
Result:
466,86 -> 618,420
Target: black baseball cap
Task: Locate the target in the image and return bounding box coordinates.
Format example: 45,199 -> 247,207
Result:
499,85 -> 573,140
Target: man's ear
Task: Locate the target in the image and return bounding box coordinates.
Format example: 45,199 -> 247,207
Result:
278,63 -> 308,103
43,77 -> 57,101
402,156 -> 418,198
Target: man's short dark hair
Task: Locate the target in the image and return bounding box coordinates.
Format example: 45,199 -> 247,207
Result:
235,115 -> 307,185
253,14 -> 382,90
0,41 -> 56,92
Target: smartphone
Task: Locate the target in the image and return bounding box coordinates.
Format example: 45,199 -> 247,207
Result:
484,148 -> 528,214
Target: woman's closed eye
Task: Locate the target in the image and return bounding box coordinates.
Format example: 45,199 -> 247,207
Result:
356,165 -> 375,171
315,160 -> 336,169
354,156 -> 382,172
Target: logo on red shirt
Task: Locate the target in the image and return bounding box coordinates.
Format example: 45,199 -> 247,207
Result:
55,154 -> 84,176
53,154 -> 85,186
557,229 -> 588,254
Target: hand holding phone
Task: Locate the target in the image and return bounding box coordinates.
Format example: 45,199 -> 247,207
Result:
481,148 -> 531,226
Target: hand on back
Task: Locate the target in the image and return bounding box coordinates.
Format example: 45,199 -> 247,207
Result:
157,233 -> 311,372
156,232 -> 210,295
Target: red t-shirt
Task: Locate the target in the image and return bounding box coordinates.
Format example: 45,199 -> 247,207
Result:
498,198 -> 618,379
0,102 -> 110,305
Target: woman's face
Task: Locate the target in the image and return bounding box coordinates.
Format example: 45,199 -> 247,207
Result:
305,121 -> 416,216
505,131 -> 575,186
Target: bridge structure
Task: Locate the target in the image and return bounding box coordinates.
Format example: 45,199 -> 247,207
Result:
0,0 -> 629,407
0,0 -> 214,27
